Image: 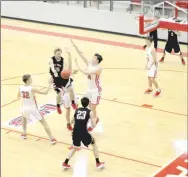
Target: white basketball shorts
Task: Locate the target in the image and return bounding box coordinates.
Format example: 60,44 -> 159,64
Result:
148,65 -> 158,78
22,107 -> 43,120
86,90 -> 101,105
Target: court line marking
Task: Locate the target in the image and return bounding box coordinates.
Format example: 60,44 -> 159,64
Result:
1,72 -> 47,81
1,127 -> 161,168
1,83 -> 187,117
1,24 -> 188,57
149,152 -> 187,177
1,66 -> 186,82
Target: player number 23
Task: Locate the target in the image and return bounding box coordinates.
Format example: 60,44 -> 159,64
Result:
77,111 -> 86,120
21,91 -> 30,99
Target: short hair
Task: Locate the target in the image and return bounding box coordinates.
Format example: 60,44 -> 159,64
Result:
81,97 -> 90,108
146,36 -> 153,43
54,48 -> 62,54
94,53 -> 103,63
22,74 -> 31,83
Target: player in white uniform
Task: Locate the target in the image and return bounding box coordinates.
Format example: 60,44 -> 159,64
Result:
17,74 -> 57,144
144,37 -> 161,97
60,47 -> 78,131
71,40 -> 102,130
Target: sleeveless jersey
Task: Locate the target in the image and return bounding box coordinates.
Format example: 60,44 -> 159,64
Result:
146,47 -> 157,67
168,30 -> 178,43
87,64 -> 102,92
19,86 -> 37,108
49,56 -> 64,77
73,107 -> 91,132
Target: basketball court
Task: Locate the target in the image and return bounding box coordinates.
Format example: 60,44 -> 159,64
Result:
1,15 -> 187,177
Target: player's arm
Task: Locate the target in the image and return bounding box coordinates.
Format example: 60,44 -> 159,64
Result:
75,58 -> 101,75
71,39 -> 89,66
49,59 -> 58,77
32,87 -> 50,95
64,47 -> 72,70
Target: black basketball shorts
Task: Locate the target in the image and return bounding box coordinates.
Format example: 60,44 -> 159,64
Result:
52,77 -> 73,93
165,41 -> 180,53
72,131 -> 94,147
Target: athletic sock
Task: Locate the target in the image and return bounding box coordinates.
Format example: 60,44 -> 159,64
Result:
64,158 -> 69,164
57,104 -> 60,108
72,100 -> 75,104
96,158 -> 100,164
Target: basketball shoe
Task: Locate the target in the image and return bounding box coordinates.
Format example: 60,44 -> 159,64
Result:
61,162 -> 71,169
21,133 -> 27,139
96,162 -> 105,169
144,88 -> 153,94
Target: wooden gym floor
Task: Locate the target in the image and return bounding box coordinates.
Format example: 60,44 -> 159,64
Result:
1,18 -> 187,177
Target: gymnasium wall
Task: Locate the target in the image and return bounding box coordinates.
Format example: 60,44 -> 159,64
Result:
1,1 -> 187,43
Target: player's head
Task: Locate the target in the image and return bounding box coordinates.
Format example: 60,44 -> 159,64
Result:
81,97 -> 90,108
54,48 -> 62,59
92,53 -> 103,65
146,36 -> 153,46
22,74 -> 32,84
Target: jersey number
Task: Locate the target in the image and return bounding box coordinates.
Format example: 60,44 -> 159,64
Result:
21,91 -> 30,99
77,111 -> 86,120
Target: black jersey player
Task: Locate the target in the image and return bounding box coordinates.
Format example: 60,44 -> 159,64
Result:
49,48 -> 78,115
143,29 -> 158,51
61,97 -> 105,169
159,30 -> 185,65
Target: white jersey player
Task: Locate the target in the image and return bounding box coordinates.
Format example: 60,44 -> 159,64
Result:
144,37 -> 161,97
71,39 -> 102,131
17,74 -> 57,144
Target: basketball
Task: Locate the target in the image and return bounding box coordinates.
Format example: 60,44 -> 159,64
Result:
61,69 -> 71,79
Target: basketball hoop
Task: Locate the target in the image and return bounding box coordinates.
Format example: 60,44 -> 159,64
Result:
136,1 -> 188,34
135,16 -> 156,23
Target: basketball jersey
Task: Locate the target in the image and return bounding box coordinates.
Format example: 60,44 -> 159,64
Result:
87,64 -> 102,92
167,30 -> 178,43
19,86 -> 37,108
146,47 -> 157,67
73,107 -> 91,132
49,56 -> 64,77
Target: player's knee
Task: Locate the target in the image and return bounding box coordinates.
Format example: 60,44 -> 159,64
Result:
91,137 -> 95,145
